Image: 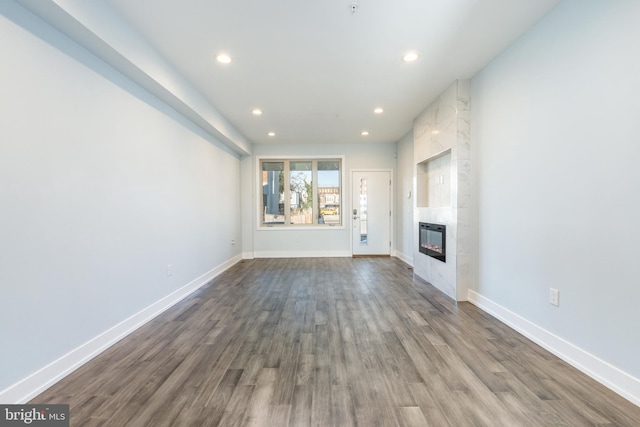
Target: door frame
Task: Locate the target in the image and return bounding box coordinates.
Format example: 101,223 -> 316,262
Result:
350,168 -> 394,256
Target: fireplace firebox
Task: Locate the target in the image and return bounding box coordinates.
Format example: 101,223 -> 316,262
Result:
419,222 -> 446,262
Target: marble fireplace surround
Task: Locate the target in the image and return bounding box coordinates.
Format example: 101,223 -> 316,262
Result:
413,79 -> 471,301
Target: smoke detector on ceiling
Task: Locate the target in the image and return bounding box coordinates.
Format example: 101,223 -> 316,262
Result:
350,2 -> 359,14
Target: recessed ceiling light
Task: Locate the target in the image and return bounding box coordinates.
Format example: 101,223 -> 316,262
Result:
216,54 -> 232,64
361,131 -> 369,136
374,107 -> 384,114
268,132 -> 276,137
252,109 -> 263,116
402,52 -> 419,62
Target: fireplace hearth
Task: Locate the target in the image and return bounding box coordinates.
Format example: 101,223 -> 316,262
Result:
419,222 -> 446,262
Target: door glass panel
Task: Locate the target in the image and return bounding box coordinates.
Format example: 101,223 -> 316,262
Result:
359,177 -> 368,244
289,161 -> 312,224
318,161 -> 341,225
262,161 -> 285,224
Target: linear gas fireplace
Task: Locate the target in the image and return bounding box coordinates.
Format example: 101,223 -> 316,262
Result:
419,222 -> 446,262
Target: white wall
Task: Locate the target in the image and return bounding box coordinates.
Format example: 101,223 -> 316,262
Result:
395,131 -> 414,265
471,0 -> 640,382
247,143 -> 396,257
0,3 -> 242,394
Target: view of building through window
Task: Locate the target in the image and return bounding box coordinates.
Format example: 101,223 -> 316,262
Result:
317,161 -> 340,225
261,161 -> 285,224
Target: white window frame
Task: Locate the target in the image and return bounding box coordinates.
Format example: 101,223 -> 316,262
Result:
256,155 -> 345,230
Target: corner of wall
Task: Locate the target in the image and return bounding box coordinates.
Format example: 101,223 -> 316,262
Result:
0,256 -> 242,404
467,290 -> 640,407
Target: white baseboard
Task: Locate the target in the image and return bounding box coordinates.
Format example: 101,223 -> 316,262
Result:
0,254 -> 243,404
467,290 -> 640,407
242,252 -> 255,260
394,251 -> 414,267
253,250 -> 352,258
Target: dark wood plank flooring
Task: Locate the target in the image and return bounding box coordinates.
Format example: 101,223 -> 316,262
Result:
32,258 -> 640,426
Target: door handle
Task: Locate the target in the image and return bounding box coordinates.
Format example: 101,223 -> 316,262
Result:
353,216 -> 359,220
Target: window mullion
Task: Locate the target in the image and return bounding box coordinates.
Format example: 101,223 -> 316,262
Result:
312,160 -> 318,225
284,160 -> 291,225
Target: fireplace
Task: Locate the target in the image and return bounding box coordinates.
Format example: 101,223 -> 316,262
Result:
419,222 -> 446,262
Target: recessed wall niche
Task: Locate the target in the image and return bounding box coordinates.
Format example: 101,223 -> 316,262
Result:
417,149 -> 452,208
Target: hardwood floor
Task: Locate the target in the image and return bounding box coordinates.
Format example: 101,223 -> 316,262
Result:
32,258 -> 640,426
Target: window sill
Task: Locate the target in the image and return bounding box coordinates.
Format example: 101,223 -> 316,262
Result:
257,224 -> 345,231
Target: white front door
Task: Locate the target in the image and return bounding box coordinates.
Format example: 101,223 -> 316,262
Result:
352,170 -> 391,256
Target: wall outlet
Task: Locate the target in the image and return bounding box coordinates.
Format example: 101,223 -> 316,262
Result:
549,288 -> 559,306
166,264 -> 172,277
231,240 -> 236,246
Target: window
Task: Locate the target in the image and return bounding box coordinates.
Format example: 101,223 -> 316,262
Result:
317,160 -> 340,225
289,161 -> 312,224
260,158 -> 342,227
261,161 -> 285,224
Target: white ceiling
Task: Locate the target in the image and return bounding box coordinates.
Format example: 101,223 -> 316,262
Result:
47,0 -> 563,147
